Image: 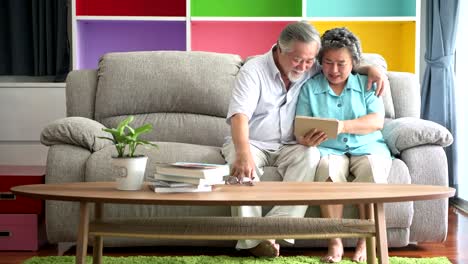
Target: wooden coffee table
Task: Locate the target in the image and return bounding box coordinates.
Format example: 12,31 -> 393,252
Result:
12,182 -> 455,264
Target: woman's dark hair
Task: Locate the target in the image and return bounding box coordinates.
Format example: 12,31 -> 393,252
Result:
317,27 -> 362,68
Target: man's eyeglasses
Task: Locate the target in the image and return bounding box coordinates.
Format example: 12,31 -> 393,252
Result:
287,53 -> 315,66
225,176 -> 255,186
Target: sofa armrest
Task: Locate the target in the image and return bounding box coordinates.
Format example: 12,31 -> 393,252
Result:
399,145 -> 449,242
382,117 -> 453,155
41,117 -> 112,152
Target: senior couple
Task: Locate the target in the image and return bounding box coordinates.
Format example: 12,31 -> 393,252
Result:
222,21 -> 392,263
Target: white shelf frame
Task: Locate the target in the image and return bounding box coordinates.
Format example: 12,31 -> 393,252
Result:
186,0 -> 191,50
76,16 -> 187,21
70,0 -> 421,76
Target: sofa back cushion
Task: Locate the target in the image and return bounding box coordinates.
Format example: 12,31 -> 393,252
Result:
360,54 -> 420,119
89,51 -> 419,147
360,53 -> 395,119
387,71 -> 420,118
94,51 -> 242,147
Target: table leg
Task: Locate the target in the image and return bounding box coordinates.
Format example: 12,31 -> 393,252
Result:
374,203 -> 389,264
365,203 -> 376,264
93,203 -> 103,264
76,202 -> 90,264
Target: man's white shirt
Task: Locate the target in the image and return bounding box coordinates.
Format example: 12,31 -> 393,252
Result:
226,47 -> 320,150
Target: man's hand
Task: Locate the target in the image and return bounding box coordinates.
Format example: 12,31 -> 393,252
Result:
231,152 -> 256,180
229,114 -> 256,180
297,129 -> 327,147
366,66 -> 389,97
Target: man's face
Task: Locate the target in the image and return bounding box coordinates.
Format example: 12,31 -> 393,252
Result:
278,41 -> 319,82
321,48 -> 354,87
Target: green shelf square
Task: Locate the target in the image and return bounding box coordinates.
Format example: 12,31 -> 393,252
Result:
191,0 -> 302,17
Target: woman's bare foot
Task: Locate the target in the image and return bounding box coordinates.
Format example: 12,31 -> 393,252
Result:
352,238 -> 367,262
249,240 -> 280,258
321,238 -> 343,263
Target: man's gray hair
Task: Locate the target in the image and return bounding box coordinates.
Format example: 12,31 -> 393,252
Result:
318,27 -> 362,67
278,21 -> 321,53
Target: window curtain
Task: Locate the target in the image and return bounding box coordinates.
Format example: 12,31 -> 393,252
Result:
421,1 -> 460,191
0,0 -> 70,81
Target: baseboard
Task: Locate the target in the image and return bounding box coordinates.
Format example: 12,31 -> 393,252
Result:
450,197 -> 468,215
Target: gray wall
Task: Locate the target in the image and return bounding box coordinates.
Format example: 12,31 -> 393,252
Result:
0,81 -> 66,165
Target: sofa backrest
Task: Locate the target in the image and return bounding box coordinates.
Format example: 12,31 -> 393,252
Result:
66,69 -> 98,119
65,51 -> 420,147
387,71 -> 421,118
94,51 -> 241,147
357,53 -> 420,120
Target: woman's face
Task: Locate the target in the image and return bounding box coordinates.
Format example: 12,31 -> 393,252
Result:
321,48 -> 354,87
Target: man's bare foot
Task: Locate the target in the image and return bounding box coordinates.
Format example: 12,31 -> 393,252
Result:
321,238 -> 343,263
248,240 -> 280,258
352,238 -> 367,262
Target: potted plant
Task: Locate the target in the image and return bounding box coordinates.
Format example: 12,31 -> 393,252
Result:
99,116 -> 158,190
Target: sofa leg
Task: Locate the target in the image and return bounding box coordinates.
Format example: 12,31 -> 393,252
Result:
57,242 -> 75,256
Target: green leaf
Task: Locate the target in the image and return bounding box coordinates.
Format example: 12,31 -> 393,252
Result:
102,128 -> 119,136
123,135 -> 136,142
101,115 -> 156,157
126,125 -> 135,136
117,116 -> 134,136
139,140 -> 158,148
134,124 -> 153,135
102,127 -> 116,133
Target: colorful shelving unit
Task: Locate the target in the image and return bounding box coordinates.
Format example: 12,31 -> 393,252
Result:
72,0 -> 419,74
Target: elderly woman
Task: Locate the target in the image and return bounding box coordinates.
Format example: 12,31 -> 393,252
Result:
295,27 -> 392,263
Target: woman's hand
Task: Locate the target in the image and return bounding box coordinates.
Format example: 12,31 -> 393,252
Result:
298,129 -> 328,147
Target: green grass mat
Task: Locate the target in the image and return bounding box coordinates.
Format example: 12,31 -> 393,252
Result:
23,255 -> 452,264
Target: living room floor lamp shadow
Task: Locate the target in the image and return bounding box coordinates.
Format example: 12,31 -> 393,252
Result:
99,116 -> 158,191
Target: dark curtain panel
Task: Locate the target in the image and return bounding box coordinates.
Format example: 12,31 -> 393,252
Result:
0,0 -> 70,81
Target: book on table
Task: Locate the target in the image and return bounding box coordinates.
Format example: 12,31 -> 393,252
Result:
149,181 -> 212,193
153,173 -> 225,185
152,180 -> 199,188
294,115 -> 339,139
155,162 -> 230,179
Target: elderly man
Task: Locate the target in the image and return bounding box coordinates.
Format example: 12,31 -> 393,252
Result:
222,21 -> 387,258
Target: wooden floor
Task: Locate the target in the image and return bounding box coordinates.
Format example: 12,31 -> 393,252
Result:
1,207 -> 467,264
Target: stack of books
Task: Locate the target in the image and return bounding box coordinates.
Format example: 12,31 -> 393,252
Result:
150,162 -> 229,193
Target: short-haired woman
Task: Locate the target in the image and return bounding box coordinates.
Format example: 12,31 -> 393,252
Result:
296,27 -> 392,263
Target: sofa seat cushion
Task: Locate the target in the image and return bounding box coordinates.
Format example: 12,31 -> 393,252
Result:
85,142 -> 227,182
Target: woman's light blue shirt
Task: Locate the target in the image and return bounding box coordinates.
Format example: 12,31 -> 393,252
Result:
296,73 -> 391,158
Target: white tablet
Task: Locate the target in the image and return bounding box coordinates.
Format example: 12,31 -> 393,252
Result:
294,116 -> 339,139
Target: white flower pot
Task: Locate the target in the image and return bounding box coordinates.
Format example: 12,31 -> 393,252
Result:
112,156 -> 148,191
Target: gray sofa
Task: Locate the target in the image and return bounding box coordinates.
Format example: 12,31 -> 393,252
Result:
41,51 -> 453,249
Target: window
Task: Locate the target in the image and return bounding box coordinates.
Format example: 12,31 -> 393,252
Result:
455,0 -> 467,202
